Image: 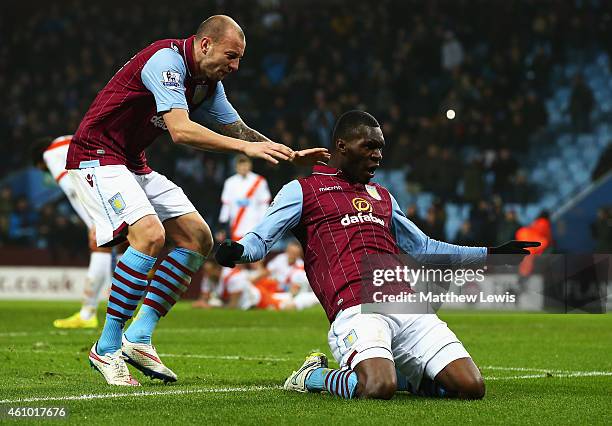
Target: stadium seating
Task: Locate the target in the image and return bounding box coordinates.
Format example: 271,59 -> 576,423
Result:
379,51 -> 612,239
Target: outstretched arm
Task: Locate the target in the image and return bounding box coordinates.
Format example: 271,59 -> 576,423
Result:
217,119 -> 272,142
163,109 -> 292,164
389,195 -> 487,264
140,52 -> 293,164
215,180 -> 303,266
389,196 -> 539,264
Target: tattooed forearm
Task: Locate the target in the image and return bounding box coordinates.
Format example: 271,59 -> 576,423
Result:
218,120 -> 271,142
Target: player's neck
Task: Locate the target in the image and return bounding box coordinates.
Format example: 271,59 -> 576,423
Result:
191,37 -> 207,80
326,159 -> 357,183
326,157 -> 343,171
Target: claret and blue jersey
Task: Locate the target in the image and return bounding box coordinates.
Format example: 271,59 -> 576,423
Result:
239,164 -> 487,322
66,35 -> 240,174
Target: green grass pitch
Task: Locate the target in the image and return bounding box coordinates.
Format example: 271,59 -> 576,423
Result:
0,301 -> 611,425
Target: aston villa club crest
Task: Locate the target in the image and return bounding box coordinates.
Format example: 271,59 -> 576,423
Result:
108,192 -> 127,214
365,184 -> 381,201
343,329 -> 358,348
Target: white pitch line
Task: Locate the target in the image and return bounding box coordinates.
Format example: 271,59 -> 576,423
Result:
486,371 -> 612,380
0,327 -> 280,338
0,332 -> 30,337
0,330 -> 96,337
158,353 -> 292,362
0,369 -> 610,404
1,347 -> 610,371
156,327 -> 284,333
0,385 -> 280,404
480,365 -> 612,375
2,372 -> 611,404
2,343 -> 611,378
481,365 -> 564,373
0,348 -> 293,362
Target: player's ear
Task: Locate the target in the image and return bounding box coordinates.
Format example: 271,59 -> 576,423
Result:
201,37 -> 211,54
336,138 -> 346,153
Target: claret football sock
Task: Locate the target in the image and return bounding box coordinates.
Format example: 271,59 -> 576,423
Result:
125,247 -> 204,344
97,247 -> 156,355
305,368 -> 359,399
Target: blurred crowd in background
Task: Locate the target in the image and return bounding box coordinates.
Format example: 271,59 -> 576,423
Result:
1,0 -> 612,258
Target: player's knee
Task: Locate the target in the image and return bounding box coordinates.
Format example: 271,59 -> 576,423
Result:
135,223 -> 165,255
170,217 -> 213,256
458,375 -> 485,400
360,377 -> 397,400
129,215 -> 166,255
144,226 -> 166,254
180,225 -> 213,256
197,229 -> 214,257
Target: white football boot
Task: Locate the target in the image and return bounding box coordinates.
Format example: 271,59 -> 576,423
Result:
283,352 -> 328,392
88,343 -> 140,386
121,335 -> 178,383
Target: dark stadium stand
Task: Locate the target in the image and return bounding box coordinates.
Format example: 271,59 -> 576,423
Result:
1,0 -> 611,255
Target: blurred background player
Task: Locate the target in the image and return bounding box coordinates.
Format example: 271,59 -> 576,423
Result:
220,262 -> 286,310
192,260 -> 223,309
266,240 -> 304,291
266,240 -> 319,310
219,155 -> 271,241
31,135 -> 114,329
194,260 -> 292,310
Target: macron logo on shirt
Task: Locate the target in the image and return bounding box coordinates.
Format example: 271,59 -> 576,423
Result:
319,185 -> 342,192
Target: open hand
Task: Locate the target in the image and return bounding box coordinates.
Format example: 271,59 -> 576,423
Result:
243,141 -> 294,164
290,148 -> 330,167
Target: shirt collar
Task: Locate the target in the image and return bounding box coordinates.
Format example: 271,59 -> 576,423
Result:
312,164 -> 339,176
312,164 -> 369,188
182,35 -> 199,80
